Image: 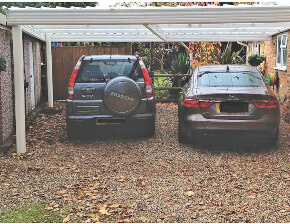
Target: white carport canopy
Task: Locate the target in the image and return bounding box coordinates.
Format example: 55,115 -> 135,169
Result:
3,3 -> 290,153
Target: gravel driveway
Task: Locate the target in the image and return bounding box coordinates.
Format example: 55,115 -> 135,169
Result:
0,103 -> 289,222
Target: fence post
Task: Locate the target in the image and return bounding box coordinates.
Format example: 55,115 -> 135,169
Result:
177,74 -> 182,101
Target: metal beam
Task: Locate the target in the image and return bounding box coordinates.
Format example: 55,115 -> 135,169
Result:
269,27 -> 290,36
159,22 -> 290,29
50,33 -> 271,42
167,34 -> 271,42
6,6 -> 290,25
39,29 -> 150,34
12,25 -> 26,153
144,24 -> 167,41
33,25 -> 145,29
51,34 -> 160,42
22,25 -> 46,41
32,23 -> 290,30
36,27 -> 278,35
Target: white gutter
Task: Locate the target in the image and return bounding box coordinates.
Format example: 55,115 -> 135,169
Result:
5,6 -> 290,25
0,13 -> 6,26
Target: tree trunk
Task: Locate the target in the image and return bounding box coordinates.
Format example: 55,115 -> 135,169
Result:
160,63 -> 165,74
150,43 -> 154,71
160,54 -> 165,74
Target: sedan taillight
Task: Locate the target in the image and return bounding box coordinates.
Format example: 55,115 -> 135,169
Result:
252,99 -> 279,108
182,99 -> 213,108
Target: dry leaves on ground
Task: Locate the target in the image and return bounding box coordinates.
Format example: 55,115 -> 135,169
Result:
0,102 -> 289,222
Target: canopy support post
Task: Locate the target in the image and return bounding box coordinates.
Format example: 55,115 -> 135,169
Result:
46,33 -> 53,108
12,25 -> 26,153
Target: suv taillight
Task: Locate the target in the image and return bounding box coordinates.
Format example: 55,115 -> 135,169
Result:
68,59 -> 82,99
182,99 -> 213,108
252,99 -> 279,108
138,60 -> 153,98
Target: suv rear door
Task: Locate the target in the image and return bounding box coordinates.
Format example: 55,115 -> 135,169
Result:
71,57 -> 150,116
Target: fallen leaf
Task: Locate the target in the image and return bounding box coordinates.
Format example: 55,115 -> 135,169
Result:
108,204 -> 120,208
92,217 -> 99,222
76,212 -> 84,217
163,197 -> 169,202
143,194 -> 150,199
186,190 -> 195,197
45,207 -> 54,211
248,194 -> 256,199
120,175 -> 126,179
63,214 -> 71,223
99,207 -> 110,215
141,217 -> 149,222
191,213 -> 198,219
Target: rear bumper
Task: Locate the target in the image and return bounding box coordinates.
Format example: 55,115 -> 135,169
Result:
67,113 -> 154,121
66,97 -> 155,117
182,113 -> 279,136
66,96 -> 155,126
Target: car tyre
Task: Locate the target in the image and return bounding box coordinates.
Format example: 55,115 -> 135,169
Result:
144,119 -> 155,137
269,129 -> 279,148
67,122 -> 78,139
178,119 -> 190,143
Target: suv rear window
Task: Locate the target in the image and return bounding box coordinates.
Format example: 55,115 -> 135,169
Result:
76,59 -> 143,83
197,72 -> 263,87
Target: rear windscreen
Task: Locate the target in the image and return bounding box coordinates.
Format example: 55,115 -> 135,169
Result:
76,59 -> 143,83
197,72 -> 263,87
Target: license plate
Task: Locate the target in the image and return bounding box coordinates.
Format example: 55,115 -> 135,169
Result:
220,102 -> 249,113
96,118 -> 125,125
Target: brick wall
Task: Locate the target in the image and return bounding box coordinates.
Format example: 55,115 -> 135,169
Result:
0,28 -> 43,144
0,29 -> 14,144
247,30 -> 290,122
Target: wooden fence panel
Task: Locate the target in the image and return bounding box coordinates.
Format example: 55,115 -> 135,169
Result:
52,43 -> 132,99
88,46 -> 99,55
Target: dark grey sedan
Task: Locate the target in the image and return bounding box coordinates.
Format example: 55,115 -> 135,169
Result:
178,65 -> 280,146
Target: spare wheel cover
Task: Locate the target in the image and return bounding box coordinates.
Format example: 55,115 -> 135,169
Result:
104,77 -> 142,116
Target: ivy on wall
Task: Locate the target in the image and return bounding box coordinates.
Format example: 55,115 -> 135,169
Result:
0,54 -> 6,72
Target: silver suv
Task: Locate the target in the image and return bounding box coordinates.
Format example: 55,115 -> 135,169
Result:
66,55 -> 155,138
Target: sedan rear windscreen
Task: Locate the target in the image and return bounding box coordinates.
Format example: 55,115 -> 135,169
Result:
76,59 -> 143,83
197,72 -> 263,87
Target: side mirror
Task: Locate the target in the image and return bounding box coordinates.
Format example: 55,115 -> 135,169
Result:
148,71 -> 154,78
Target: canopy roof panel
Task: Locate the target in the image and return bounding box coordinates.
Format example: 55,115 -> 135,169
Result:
3,3 -> 290,42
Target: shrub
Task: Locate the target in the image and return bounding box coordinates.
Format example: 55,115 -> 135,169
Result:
247,54 -> 265,66
214,42 -> 245,65
141,56 -> 149,67
171,53 -> 189,74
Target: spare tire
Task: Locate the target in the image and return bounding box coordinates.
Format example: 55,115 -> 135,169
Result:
103,77 -> 142,116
